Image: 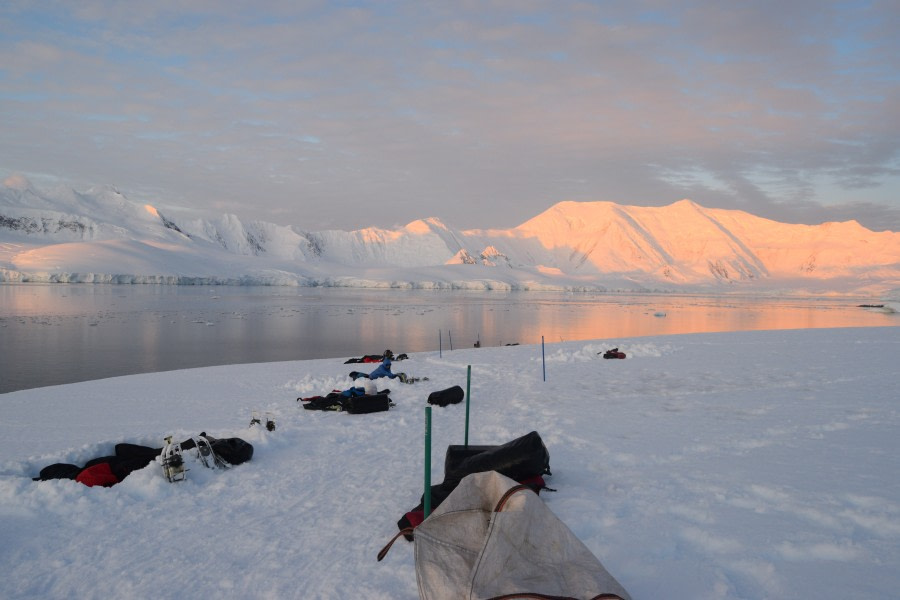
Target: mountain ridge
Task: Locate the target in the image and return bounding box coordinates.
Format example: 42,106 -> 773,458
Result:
1,179 -> 898,295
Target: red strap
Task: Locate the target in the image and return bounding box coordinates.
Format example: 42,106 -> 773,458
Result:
377,527 -> 415,561
494,484 -> 535,512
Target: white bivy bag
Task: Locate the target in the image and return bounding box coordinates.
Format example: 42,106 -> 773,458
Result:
407,471 -> 631,600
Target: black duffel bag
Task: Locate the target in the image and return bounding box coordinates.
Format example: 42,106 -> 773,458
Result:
343,393 -> 391,414
427,385 -> 465,407
443,430 -> 551,485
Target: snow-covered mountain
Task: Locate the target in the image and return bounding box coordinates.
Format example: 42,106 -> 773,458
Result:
2,177 -> 898,295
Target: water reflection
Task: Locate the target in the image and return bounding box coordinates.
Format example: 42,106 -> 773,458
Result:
1,285 -> 895,393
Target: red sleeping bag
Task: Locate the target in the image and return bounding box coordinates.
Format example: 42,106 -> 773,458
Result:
75,462 -> 120,487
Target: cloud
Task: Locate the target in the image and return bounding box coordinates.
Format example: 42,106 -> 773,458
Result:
1,1 -> 899,231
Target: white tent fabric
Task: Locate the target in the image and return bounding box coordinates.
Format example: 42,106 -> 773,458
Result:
412,471 -> 631,600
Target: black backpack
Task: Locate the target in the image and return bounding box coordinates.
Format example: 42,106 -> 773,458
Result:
427,385 -> 464,407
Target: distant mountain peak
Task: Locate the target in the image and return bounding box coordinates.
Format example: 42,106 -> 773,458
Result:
1,182 -> 898,294
3,174 -> 33,191
403,217 -> 448,234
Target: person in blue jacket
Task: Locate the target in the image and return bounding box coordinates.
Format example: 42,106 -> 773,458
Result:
349,353 -> 412,383
368,357 -> 404,381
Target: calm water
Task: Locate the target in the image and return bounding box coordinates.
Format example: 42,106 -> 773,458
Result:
1,284 -> 895,394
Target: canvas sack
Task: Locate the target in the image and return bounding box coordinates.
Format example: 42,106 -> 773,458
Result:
382,470 -> 631,600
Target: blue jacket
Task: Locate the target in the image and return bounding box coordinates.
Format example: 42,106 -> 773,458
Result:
367,359 -> 398,380
340,386 -> 367,398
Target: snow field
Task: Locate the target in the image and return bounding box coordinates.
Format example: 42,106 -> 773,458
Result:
1,326 -> 899,599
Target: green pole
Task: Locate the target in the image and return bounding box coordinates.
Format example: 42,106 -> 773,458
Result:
424,406 -> 433,518
465,365 -> 471,447
542,335 -> 546,381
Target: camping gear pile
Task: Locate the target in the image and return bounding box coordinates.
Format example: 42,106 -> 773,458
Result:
300,349 -> 433,414
33,434 -> 254,487
347,349 -> 427,384
344,349 -> 409,364
298,385 -> 394,414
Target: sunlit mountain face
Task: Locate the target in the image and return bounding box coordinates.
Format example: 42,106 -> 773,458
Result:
1,182 -> 898,295
507,199 -> 900,282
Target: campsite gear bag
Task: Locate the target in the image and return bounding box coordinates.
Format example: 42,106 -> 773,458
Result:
398,431 -> 552,535
380,471 -> 631,600
427,385 -> 464,407
343,393 -> 391,414
444,430 -> 550,486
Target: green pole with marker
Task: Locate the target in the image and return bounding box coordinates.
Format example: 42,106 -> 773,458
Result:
465,365 -> 471,447
424,406 -> 432,518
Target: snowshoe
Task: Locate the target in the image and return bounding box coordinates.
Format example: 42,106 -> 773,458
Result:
192,435 -> 229,470
265,412 -> 276,431
250,410 -> 261,428
160,436 -> 186,482
193,435 -> 213,469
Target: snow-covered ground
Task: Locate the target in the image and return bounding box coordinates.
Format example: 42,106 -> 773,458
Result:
1,326 -> 899,599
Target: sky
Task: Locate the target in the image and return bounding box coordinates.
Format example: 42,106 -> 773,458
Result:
1,1 -> 899,232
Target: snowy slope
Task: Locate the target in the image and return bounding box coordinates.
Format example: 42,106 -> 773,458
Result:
2,177 -> 899,294
511,199 -> 900,283
1,327 -> 899,599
